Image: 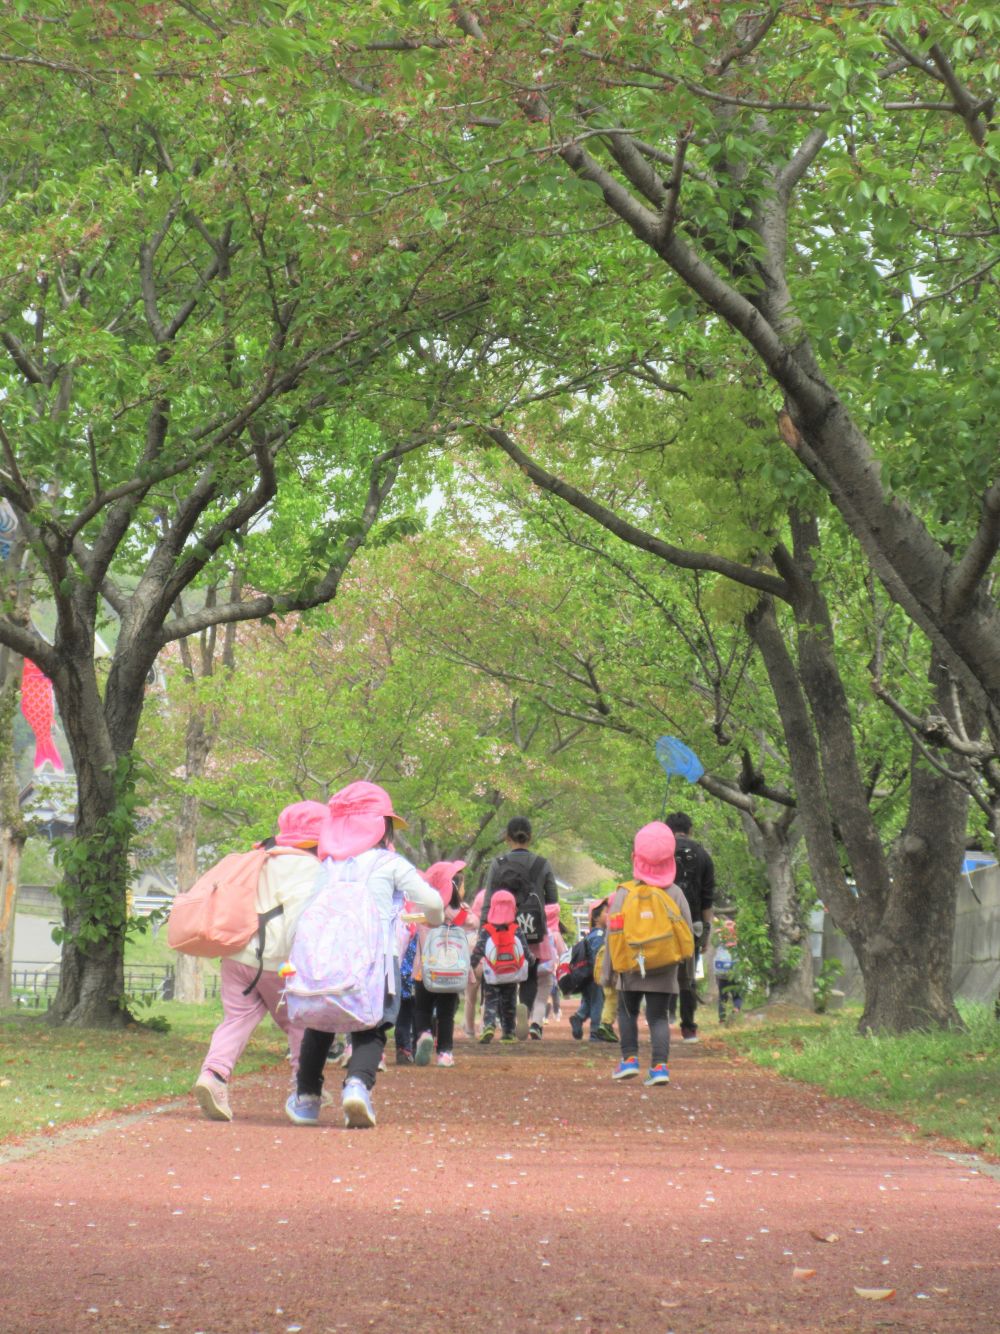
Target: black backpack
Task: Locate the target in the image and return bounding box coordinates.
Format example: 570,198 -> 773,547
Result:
492,853 -> 546,943
557,936 -> 593,996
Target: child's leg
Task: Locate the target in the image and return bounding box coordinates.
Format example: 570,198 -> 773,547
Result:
200,959 -> 268,1081
679,984 -> 698,1036
463,972 -> 479,1035
346,1024 -> 389,1091
530,968 -> 552,1026
602,985 -> 618,1030
617,990 -> 641,1061
585,981 -> 605,1038
498,983 -> 517,1036
413,980 -> 435,1039
253,967 -> 304,1074
645,993 -> 671,1067
297,1028 -> 335,1096
435,993 -> 458,1054
481,983 -> 500,1032
395,995 -> 415,1052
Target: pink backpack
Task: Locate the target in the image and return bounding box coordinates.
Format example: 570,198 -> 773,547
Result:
284,853 -> 395,1033
167,846 -> 312,995
167,846 -> 302,958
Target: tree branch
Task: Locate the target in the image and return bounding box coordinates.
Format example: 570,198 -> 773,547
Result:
477,423 -> 789,598
946,479 -> 1000,619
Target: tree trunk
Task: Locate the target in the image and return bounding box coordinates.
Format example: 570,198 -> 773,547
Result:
47,659 -> 138,1029
173,779 -> 205,1005
741,813 -> 814,1009
852,649 -> 972,1033
0,827 -> 26,1012
0,656 -> 27,1009
749,531 -> 970,1034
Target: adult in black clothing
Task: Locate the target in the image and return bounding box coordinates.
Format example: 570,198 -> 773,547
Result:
483,816 -> 559,1035
665,811 -> 716,1042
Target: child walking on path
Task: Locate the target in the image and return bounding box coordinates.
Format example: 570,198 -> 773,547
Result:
601,823 -> 694,1088
529,902 -> 565,1035
285,782 -> 443,1129
394,917 -> 419,1062
470,890 -> 531,1043
193,800 -> 327,1122
713,915 -> 743,1023
570,898 -> 613,1043
414,860 -> 470,1068
462,888 -> 486,1038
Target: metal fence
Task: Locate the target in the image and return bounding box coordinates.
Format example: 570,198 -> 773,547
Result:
9,962 -> 219,1008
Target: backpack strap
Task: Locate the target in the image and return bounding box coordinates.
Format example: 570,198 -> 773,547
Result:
241,904 -> 285,996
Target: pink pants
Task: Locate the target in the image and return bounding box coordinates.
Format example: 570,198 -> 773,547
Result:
200,959 -> 304,1081
531,966 -> 555,1025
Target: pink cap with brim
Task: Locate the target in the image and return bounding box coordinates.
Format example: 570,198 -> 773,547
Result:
318,781 -> 408,860
544,902 -> 561,929
423,860 -> 467,907
274,799 -> 328,848
487,889 -> 517,925
471,889 -> 486,919
632,821 -> 677,888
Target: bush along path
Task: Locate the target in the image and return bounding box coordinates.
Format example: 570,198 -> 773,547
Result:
2,1030 -> 998,1333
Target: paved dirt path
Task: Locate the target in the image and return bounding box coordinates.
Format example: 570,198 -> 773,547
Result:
2,1027 -> 998,1333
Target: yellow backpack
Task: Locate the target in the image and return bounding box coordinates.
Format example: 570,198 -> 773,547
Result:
607,881 -> 695,978
592,943 -> 606,988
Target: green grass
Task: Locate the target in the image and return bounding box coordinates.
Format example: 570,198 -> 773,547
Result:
123,923 -> 219,978
716,1001 -> 1000,1160
0,1001 -> 287,1142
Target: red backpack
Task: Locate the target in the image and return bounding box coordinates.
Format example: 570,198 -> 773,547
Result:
482,922 -> 529,984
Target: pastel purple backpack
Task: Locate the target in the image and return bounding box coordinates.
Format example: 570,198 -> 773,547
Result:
284,852 -> 395,1032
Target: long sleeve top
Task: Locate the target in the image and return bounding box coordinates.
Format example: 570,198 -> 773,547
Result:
323,848 -> 443,959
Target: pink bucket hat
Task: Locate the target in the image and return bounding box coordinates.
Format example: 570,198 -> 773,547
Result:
318,781 -> 408,859
275,799 -> 328,847
632,821 -> 676,888
487,889 -> 516,925
423,859 -> 467,907
471,888 -> 486,919
544,902 -> 561,929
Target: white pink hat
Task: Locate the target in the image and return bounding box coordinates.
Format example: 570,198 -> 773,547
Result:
487,889 -> 516,925
544,902 -> 561,929
423,860 -> 467,907
318,781 -> 408,860
632,821 -> 676,888
274,800 -> 328,847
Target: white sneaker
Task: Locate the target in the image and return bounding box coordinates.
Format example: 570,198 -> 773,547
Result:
193,1072 -> 232,1122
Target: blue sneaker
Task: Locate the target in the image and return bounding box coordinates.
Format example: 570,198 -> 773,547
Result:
285,1092 -> 321,1125
612,1057 -> 640,1080
414,1031 -> 435,1067
342,1077 -> 376,1129
644,1064 -> 670,1087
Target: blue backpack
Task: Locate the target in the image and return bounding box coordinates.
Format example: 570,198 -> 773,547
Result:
400,933 -> 418,1000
